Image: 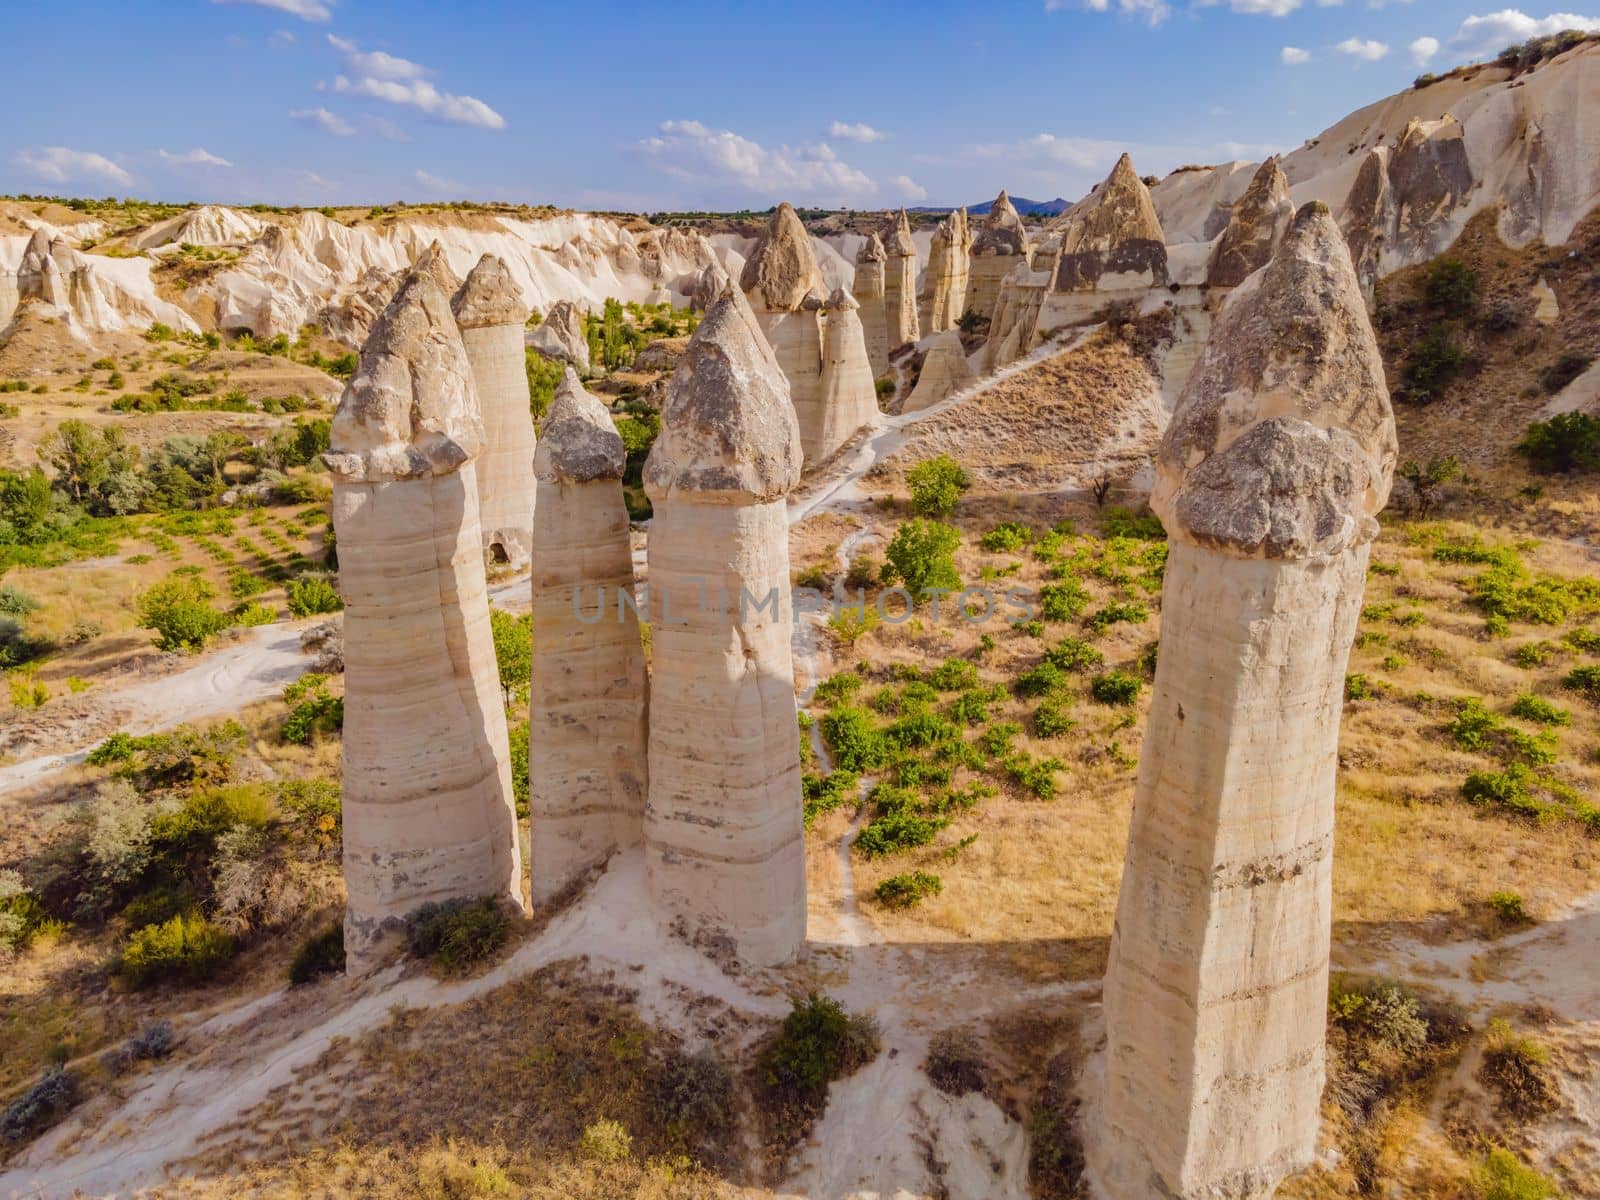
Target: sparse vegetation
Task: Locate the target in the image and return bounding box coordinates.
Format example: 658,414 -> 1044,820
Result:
405,896 -> 510,975
905,455 -> 971,518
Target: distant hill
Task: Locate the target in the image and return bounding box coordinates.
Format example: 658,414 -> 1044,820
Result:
911,196 -> 1070,217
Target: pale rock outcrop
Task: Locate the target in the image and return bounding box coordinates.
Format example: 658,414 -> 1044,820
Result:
1337,148 -> 1395,303
529,369 -> 647,902
641,288 -> 806,967
9,228 -> 196,337
1388,115 -> 1473,263
741,203 -> 871,466
1531,277 -> 1560,324
1207,157 -> 1293,289
1055,153 -> 1168,292
904,330 -> 977,413
1091,203 -> 1396,1200
453,254 -> 536,568
968,191 -> 1031,321
853,233 -> 890,377
528,299 -> 591,372
325,267 -> 524,972
985,245 -> 1057,372
135,205 -> 266,251
815,288 -> 880,456
322,266 -> 403,346
0,269 -> 16,329
920,208 -> 971,333
688,259 -> 732,313
881,209 -> 920,351
413,240 -> 462,297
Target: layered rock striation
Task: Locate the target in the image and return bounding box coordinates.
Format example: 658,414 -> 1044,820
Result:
641,289 -> 806,967
1090,203 -> 1396,1200
1055,154 -> 1169,292
326,267 -> 524,972
528,369 -> 648,902
453,254 -> 536,568
816,287 -> 881,458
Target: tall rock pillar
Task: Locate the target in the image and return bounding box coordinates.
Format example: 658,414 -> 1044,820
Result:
452,254 -> 536,568
920,208 -> 971,333
528,369 -> 648,902
968,190 -> 1030,321
642,288 -> 806,967
326,268 -> 524,973
1207,157 -> 1294,290
882,208 -> 920,351
853,232 -> 890,378
814,287 -> 880,459
1089,204 -> 1397,1200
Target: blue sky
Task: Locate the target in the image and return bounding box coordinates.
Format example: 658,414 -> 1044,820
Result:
3,1 -> 1595,210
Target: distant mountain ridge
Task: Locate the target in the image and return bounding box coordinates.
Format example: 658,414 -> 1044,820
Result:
911,196 -> 1070,217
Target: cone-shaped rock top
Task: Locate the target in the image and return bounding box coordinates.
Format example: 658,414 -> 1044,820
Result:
1207,157 -> 1294,288
739,202 -> 824,312
535,368 -> 625,484
452,253 -> 528,329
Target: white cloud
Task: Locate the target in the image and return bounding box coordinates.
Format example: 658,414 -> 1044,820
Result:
1449,10 -> 1600,55
268,29 -> 296,47
333,74 -> 505,130
14,146 -> 133,187
1336,36 -> 1392,59
829,121 -> 886,143
1199,0 -> 1303,15
637,120 -> 876,203
158,147 -> 233,168
291,106 -> 355,137
890,175 -> 928,202
414,169 -> 464,194
327,34 -> 430,80
210,0 -> 333,22
1281,44 -> 1314,61
1409,35 -> 1441,64
1079,0 -> 1173,25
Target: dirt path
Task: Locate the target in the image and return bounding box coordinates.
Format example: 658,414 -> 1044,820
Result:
0,623 -> 313,796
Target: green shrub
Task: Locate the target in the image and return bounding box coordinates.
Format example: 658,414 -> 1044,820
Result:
979,522 -> 1031,552
1422,257 -> 1479,315
855,807 -> 947,857
758,992 -> 879,1105
905,455 -> 970,518
579,1117 -> 633,1163
874,870 -> 943,909
813,671 -> 863,706
1328,978 -> 1430,1053
0,1067 -> 78,1144
1005,753 -> 1065,799
285,573 -> 341,617
1518,411 -> 1600,473
0,584 -> 40,617
1539,351 -> 1593,395
118,914 -> 236,988
136,574 -> 231,651
0,869 -> 46,957
1090,670 -> 1142,705
1513,640 -> 1559,668
653,1047 -> 734,1147
1487,891 -> 1528,923
802,770 -> 859,828
927,658 -> 978,692
1462,764 -> 1539,815
405,897 -> 509,974
288,922 -> 345,984
1101,507 -> 1164,540
1044,637 -> 1104,673
820,706 -> 891,772
1037,578 -> 1089,625
489,609 -> 532,705
1470,1147 -> 1560,1199
1015,661 -> 1067,698
1402,328 -> 1470,402
1086,600 -> 1149,632
880,519 -> 961,603
1562,663 -> 1600,702
1509,694 -> 1570,726
1032,701 -> 1075,738
925,1028 -> 987,1096
979,722 -> 1022,758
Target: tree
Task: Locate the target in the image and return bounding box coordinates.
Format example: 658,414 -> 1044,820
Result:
137,574 -> 231,652
1518,412 -> 1600,474
1399,455 -> 1462,517
905,456 -> 971,518
1422,257 -> 1479,315
880,519 -> 961,604
39,420 -> 118,504
489,609 -> 532,706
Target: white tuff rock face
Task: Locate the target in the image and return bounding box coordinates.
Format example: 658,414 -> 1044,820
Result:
529,369 -> 648,903
326,268 -> 524,972
528,299 -> 591,373
1206,157 -> 1293,289
815,287 -> 881,458
2,227 -> 196,338
904,330 -> 977,413
1054,153 -> 1168,293
1090,203 -> 1396,1200
641,288 -> 806,967
453,253 -> 536,568
968,190 -> 1031,321
921,208 -> 972,333
882,209 -> 921,351
984,250 -> 1056,373
853,233 -> 890,378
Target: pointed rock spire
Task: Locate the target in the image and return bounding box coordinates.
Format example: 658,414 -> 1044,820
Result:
1207,157 -> 1294,288
739,202 -> 824,313
452,253 -> 528,329
1057,153 -> 1168,291
536,368 -> 626,484
413,240 -> 461,297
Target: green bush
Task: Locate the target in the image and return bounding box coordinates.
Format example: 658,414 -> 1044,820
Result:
136,574 -> 231,651
905,455 -> 971,517
1044,637 -> 1104,673
1470,1147 -> 1560,1199
285,573 -> 341,617
854,807 -> 947,857
880,519 -> 961,603
1421,257 -> 1479,315
1005,753 -> 1064,799
813,671 -> 863,706
1086,600 -> 1149,632
1101,507 -> 1164,540
1090,670 -> 1142,705
1487,891 -> 1528,923
802,770 -> 859,828
118,914 -> 236,988
979,522 -> 1031,552
1539,351 -> 1593,394
1509,694 -> 1570,726
1328,978 -> 1430,1053
1015,660 -> 1067,698
927,658 -> 978,692
1402,327 -> 1470,402
1038,579 -> 1088,623
1562,663 -> 1600,702
405,896 -> 509,974
579,1117 -> 633,1163
0,1066 -> 78,1144
820,706 -> 891,772
281,675 -> 343,744
874,870 -> 943,909
288,923 -> 345,984
1462,764 -> 1539,815
758,992 -> 879,1105
489,609 -> 532,704
1518,411 -> 1600,473
653,1047 -> 734,1147
1033,701 -> 1075,738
